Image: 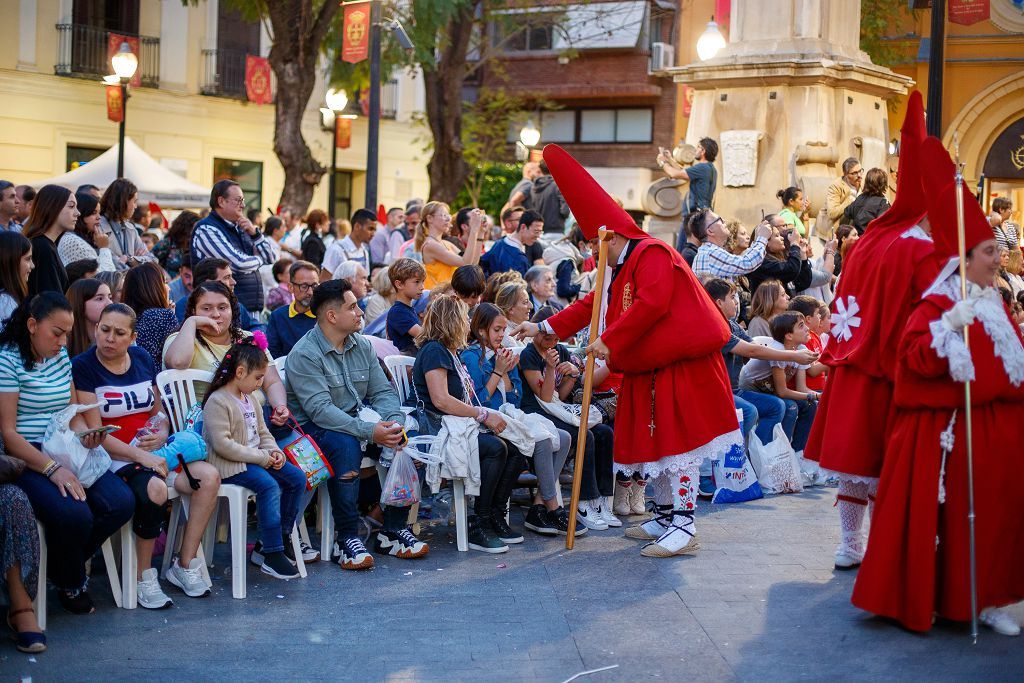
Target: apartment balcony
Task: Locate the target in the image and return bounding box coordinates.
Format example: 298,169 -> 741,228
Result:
201,48 -> 273,100
55,23 -> 160,88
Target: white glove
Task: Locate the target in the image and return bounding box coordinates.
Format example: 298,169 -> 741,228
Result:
940,299 -> 975,331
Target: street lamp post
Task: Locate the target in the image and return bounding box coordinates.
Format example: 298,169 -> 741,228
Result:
111,42 -> 138,179
325,88 -> 349,220
365,0 -> 382,209
926,0 -> 946,138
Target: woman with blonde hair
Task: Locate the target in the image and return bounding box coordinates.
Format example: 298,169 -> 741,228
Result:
414,201 -> 483,288
363,266 -> 395,327
411,295 -> 524,553
482,270 -> 524,304
747,279 -> 789,338
494,281 -> 531,349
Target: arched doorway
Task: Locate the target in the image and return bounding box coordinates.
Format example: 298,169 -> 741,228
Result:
982,117 -> 1024,233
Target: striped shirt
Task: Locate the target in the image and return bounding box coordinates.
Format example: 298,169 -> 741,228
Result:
192,216 -> 275,274
0,346 -> 73,443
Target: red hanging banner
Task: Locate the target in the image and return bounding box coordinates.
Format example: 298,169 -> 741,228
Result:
335,117 -> 352,149
714,0 -> 731,32
105,85 -> 123,123
107,33 -> 141,87
948,0 -> 989,25
245,55 -> 273,104
342,1 -> 371,64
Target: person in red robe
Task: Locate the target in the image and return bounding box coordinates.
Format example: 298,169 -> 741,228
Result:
513,144 -> 743,557
804,92 -> 941,569
851,136 -> 1024,636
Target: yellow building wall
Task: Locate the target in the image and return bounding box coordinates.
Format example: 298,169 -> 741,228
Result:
0,0 -> 431,216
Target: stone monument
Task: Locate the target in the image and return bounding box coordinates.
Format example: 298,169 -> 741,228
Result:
666,0 -> 912,235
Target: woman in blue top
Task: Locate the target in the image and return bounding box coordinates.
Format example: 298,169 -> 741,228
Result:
460,303 -> 580,537
0,293 -> 133,616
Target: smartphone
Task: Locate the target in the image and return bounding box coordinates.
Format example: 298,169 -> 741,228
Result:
75,425 -> 121,439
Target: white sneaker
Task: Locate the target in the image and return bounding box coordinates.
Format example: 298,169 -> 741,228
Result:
641,512 -> 700,557
596,499 -> 622,528
166,557 -> 212,598
576,501 -> 608,530
137,568 -> 173,609
624,506 -> 672,540
980,608 -> 1021,636
834,535 -> 865,570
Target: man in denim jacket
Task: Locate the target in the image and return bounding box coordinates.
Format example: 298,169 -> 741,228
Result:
286,279 -> 427,569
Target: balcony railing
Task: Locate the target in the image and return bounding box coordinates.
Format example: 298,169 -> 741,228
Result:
55,24 -> 160,88
201,48 -> 254,99
381,79 -> 398,119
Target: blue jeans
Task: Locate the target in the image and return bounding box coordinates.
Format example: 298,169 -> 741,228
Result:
783,398 -> 818,452
224,463 -> 306,553
16,469 -> 134,591
735,390 -> 787,444
301,423 -> 364,542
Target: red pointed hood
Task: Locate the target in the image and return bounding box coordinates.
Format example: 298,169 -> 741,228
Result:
921,136 -> 993,260
879,90 -> 927,229
542,144 -> 647,241
376,204 -> 387,225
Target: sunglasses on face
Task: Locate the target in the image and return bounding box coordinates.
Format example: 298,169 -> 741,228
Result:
291,282 -> 318,292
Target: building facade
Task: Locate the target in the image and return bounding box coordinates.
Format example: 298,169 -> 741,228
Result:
482,0 -> 680,214
0,0 -> 430,217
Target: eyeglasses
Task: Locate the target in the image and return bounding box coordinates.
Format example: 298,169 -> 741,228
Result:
290,282 -> 318,292
225,196 -> 245,206
848,169 -> 863,177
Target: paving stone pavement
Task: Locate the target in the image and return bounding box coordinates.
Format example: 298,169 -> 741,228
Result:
3,487 -> 1021,682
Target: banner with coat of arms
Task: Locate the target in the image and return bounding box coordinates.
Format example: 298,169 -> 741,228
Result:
105,85 -> 123,123
948,0 -> 990,25
245,55 -> 273,105
342,1 -> 371,64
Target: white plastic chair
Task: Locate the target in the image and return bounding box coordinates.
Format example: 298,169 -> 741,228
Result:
383,355 -> 415,405
156,369 -> 214,433
34,521 -> 125,630
751,335 -> 773,347
274,356 -> 287,384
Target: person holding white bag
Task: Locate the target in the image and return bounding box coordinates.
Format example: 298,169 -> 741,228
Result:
460,303 -> 585,538
0,292 -> 133,615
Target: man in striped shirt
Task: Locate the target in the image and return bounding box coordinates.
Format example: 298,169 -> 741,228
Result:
190,180 -> 275,314
690,209 -> 771,280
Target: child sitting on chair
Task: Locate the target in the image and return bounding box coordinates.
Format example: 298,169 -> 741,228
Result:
202,333 -> 306,580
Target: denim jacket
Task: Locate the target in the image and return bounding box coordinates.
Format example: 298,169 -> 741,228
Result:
285,325 -> 403,441
458,343 -> 522,410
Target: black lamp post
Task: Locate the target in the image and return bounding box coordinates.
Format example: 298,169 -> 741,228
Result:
926,0 -> 946,138
110,42 -> 138,179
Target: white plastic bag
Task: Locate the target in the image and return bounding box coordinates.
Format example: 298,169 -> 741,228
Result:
711,443 -> 764,504
42,402 -> 112,488
380,447 -> 420,507
747,423 -> 804,495
537,397 -> 602,428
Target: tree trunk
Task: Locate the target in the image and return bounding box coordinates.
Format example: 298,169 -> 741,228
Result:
265,0 -> 340,217
423,3 -> 477,203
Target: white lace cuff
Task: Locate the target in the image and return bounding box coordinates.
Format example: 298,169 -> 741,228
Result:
929,318 -> 975,383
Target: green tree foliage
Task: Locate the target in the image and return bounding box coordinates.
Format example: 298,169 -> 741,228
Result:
860,0 -> 920,67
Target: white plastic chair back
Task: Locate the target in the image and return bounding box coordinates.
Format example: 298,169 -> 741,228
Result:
751,335 -> 773,347
384,355 -> 416,404
274,356 -> 287,385
156,368 -> 214,433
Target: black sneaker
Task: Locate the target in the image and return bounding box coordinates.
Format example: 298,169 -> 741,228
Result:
57,586 -> 95,615
523,504 -> 557,536
468,517 -> 509,554
550,507 -> 588,537
489,509 -> 524,544
376,529 -> 430,559
261,551 -> 300,579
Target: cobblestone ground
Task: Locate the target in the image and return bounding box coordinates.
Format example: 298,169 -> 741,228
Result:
4,488 -> 1021,681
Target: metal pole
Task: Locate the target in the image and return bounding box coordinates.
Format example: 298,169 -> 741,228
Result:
329,114 -> 338,219
117,80 -> 127,178
926,0 -> 945,138
952,136 -> 978,644
365,0 -> 381,209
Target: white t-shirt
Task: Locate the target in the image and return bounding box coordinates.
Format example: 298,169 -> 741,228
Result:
323,236 -> 370,276
235,394 -> 261,448
739,339 -> 810,390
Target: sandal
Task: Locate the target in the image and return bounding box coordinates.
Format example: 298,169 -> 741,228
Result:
7,607 -> 46,654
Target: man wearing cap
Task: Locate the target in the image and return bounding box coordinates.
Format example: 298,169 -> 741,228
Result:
514,144 -> 742,558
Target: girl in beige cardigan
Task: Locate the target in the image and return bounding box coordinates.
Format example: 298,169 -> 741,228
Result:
201,335 -> 306,580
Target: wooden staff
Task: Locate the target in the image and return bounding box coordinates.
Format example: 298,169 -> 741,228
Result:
952,135 -> 979,643
566,227 -> 613,550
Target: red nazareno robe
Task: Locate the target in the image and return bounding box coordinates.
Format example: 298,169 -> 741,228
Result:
851,292 -> 1024,632
546,238 -> 741,474
805,227 -> 939,477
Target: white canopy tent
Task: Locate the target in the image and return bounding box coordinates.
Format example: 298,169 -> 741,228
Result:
34,137 -> 209,208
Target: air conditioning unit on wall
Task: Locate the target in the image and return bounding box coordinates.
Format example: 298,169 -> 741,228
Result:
650,42 -> 674,74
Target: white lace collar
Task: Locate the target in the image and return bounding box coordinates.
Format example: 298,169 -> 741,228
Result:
900,224 -> 931,241
928,274 -> 1024,386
